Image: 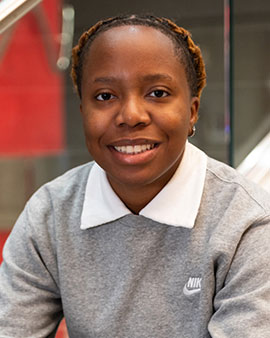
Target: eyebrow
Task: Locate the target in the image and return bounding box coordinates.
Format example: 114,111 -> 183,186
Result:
93,73 -> 173,84
93,76 -> 117,83
141,73 -> 173,82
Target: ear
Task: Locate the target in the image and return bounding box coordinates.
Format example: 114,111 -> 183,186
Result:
190,96 -> 200,126
188,97 -> 200,137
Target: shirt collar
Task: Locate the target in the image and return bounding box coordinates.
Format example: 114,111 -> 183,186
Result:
80,142 -> 207,230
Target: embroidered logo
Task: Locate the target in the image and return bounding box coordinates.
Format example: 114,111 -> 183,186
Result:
183,277 -> 202,296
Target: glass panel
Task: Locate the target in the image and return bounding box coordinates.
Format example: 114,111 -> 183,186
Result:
233,0 -> 270,166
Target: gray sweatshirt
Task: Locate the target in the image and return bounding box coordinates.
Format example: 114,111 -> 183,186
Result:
0,157 -> 270,338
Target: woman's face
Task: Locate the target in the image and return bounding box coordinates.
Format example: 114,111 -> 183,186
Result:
80,25 -> 199,197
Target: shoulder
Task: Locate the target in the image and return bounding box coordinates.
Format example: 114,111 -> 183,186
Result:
6,162 -> 96,252
26,162 -> 95,218
45,161 -> 94,196
204,156 -> 270,221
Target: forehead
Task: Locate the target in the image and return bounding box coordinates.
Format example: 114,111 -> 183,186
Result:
94,24 -> 172,44
84,25 -> 179,65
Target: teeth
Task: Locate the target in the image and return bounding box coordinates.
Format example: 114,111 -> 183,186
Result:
114,144 -> 155,154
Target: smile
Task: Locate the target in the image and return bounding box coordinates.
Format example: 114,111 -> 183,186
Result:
113,144 -> 156,155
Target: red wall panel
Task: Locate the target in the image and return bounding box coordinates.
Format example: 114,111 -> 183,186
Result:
0,0 -> 65,156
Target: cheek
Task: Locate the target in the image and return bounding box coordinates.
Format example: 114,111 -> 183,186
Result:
82,111 -> 108,141
157,110 -> 190,137
82,115 -> 95,141
82,117 -> 102,158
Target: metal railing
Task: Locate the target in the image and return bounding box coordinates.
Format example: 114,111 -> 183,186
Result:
0,0 -> 74,72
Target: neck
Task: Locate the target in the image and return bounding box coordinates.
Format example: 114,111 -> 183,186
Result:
107,160 -> 181,214
109,181 -> 164,214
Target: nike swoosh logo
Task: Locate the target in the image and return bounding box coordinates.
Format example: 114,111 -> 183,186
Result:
183,284 -> 201,296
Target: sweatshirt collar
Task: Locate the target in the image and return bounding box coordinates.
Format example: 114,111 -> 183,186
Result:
80,142 -> 207,229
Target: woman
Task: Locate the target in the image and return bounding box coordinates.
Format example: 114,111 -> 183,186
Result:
0,14 -> 270,338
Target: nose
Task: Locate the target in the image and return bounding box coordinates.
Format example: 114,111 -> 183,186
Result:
115,96 -> 151,128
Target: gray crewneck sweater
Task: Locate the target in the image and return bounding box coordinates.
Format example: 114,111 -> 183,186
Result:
0,157 -> 270,338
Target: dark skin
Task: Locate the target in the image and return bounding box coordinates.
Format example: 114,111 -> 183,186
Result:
80,25 -> 199,213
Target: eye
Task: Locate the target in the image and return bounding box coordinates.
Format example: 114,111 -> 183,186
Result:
95,93 -> 116,101
149,90 -> 169,98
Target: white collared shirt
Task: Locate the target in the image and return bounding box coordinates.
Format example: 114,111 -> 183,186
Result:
80,142 -> 207,230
